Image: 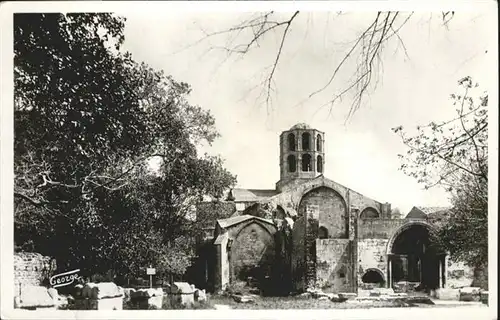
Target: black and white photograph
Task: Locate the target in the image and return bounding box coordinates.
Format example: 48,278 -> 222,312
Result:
0,1 -> 497,319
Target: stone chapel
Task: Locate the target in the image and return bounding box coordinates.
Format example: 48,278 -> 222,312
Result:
192,123 -> 476,295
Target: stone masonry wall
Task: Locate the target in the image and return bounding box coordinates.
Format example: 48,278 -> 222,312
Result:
316,239 -> 354,293
230,222 -> 276,284
291,216 -> 306,292
14,252 -> 57,296
348,190 -> 384,217
299,187 -> 348,239
357,239 -> 389,286
271,177 -> 384,220
304,212 -> 319,289
358,219 -> 405,239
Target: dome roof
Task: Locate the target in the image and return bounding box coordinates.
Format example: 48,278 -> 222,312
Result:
290,123 -> 312,130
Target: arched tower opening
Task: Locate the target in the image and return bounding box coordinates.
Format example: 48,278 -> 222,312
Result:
317,155 -> 323,173
287,155 -> 296,172
287,133 -> 296,151
302,154 -> 312,172
302,132 -> 311,151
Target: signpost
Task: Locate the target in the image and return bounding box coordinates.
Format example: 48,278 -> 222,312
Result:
146,266 -> 156,288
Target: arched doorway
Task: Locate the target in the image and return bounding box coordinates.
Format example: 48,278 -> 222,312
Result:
387,223 -> 445,292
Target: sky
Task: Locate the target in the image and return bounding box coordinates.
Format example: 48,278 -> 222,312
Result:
118,8 -> 495,214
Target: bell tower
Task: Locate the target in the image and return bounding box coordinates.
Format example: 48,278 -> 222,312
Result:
276,123 -> 325,191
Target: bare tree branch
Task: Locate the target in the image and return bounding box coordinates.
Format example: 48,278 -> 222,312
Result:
178,11 -> 449,119
394,77 -> 488,189
264,11 -> 299,109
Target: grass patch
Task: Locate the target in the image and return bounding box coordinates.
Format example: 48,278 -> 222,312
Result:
162,297 -> 214,310
122,297 -> 214,310
209,295 -> 413,309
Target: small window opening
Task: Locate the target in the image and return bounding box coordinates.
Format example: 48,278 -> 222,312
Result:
302,132 -> 311,150
318,226 -> 328,239
316,134 -> 322,151
317,155 -> 323,173
287,155 -> 296,172
302,154 -> 312,172
288,133 -> 296,151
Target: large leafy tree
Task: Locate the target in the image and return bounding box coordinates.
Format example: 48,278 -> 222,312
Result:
393,76 -> 488,268
14,13 -> 236,279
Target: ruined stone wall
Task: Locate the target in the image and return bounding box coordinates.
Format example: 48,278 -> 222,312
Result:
271,177 -> 384,219
230,222 -> 276,283
357,239 -> 389,285
358,219 -> 405,239
291,216 -> 306,292
316,239 -> 354,293
225,220 -> 277,242
14,252 -> 57,296
304,213 -> 319,289
348,190 -> 384,217
269,177 -> 389,293
356,218 -> 405,288
299,187 -> 348,239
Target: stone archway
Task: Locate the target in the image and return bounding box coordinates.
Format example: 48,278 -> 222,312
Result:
230,221 -> 276,292
386,222 -> 446,292
298,186 -> 348,238
360,207 -> 380,219
361,268 -> 385,288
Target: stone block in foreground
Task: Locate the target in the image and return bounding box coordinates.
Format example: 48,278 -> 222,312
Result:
434,288 -> 460,300
14,285 -> 56,310
74,282 -> 124,310
459,287 -> 481,302
480,291 -> 488,304
130,288 -> 164,309
169,282 -> 195,308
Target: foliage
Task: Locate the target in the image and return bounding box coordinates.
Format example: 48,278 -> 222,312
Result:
434,171 -> 488,267
14,13 -> 236,279
393,76 -> 488,267
392,76 -> 487,190
208,295 -> 413,309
